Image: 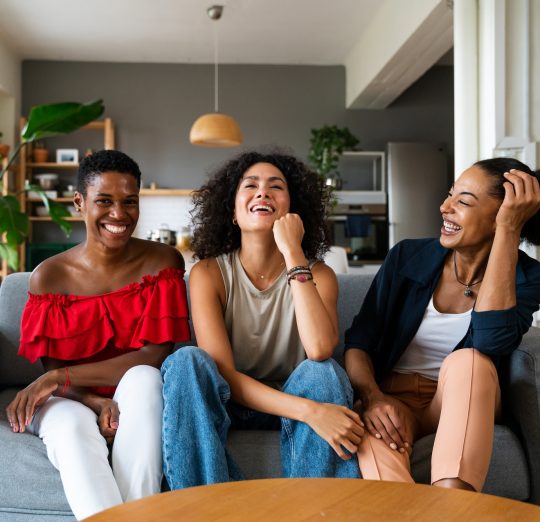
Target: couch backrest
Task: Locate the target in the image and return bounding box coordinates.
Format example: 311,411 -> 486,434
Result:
0,272 -> 373,387
0,272 -> 40,387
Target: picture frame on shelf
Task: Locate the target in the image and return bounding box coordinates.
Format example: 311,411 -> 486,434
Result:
56,148 -> 79,163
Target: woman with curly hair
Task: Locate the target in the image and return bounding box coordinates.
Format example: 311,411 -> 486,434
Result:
161,150 -> 363,488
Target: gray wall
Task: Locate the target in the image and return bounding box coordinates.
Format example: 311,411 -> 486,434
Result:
22,61 -> 453,189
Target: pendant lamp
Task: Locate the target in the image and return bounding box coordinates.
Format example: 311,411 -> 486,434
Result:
189,5 -> 243,147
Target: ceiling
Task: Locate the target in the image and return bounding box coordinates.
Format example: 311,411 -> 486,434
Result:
0,0 -> 383,65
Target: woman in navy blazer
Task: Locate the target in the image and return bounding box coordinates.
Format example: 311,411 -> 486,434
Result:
344,158 -> 540,492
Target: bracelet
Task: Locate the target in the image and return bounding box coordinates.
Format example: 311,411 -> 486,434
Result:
288,272 -> 315,285
61,367 -> 71,396
286,265 -> 310,276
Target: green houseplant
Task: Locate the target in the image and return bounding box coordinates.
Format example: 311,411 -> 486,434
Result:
0,99 -> 105,269
308,125 -> 359,188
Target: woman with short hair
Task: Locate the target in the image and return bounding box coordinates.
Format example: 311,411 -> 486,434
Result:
6,150 -> 190,519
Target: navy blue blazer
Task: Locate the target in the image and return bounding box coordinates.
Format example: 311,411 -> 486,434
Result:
344,238 -> 540,381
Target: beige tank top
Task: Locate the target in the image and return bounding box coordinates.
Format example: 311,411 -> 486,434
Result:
216,251 -> 305,385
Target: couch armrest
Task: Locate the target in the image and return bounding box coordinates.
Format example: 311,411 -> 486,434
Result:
507,327 -> 540,503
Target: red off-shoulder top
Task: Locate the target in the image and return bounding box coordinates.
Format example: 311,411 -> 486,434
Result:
18,268 -> 190,395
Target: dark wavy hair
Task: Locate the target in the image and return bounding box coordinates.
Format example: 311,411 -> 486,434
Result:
190,149 -> 332,260
78,149 -> 141,196
474,157 -> 540,245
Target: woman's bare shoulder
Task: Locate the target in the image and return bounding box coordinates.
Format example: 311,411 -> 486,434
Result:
132,238 -> 185,272
29,248 -> 80,294
189,257 -> 220,281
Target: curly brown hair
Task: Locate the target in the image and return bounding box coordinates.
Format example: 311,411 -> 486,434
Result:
190,149 -> 332,260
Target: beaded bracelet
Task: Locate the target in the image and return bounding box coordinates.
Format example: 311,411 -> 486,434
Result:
286,265 -> 310,276
288,271 -> 314,285
286,265 -> 314,285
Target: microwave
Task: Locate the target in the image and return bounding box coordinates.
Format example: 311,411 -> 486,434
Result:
327,203 -> 388,264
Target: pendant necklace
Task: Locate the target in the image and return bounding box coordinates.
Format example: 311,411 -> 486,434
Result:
256,261 -> 285,280
453,251 -> 483,298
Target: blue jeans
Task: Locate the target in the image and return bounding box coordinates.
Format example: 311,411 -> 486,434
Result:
161,346 -> 360,489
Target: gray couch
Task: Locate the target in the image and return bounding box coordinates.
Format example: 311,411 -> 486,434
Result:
0,272 -> 539,521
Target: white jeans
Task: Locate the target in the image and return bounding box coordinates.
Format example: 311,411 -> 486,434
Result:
28,365 -> 163,521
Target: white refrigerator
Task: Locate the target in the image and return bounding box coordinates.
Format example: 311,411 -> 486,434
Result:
387,142 -> 450,247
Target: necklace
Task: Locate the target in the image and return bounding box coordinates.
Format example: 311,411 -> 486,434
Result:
255,261 -> 285,280
453,251 -> 483,298
239,253 -> 285,284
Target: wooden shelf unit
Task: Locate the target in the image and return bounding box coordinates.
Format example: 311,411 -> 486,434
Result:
0,157 -> 9,281
18,117 -> 115,271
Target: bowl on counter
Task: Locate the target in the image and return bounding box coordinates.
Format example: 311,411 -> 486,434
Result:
35,206 -> 48,217
34,173 -> 59,190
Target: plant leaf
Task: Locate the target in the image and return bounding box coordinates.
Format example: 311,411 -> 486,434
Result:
48,201 -> 72,236
26,185 -> 73,236
22,100 -> 105,142
0,243 -> 19,270
0,196 -> 29,244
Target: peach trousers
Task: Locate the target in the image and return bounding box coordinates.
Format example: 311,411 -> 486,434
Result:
357,349 -> 501,491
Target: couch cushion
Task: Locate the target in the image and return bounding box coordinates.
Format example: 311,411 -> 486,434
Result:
0,390 -> 73,519
335,274 -> 372,363
0,273 -> 43,387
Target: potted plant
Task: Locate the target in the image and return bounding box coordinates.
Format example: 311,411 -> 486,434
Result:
0,99 -> 105,269
32,141 -> 49,163
0,132 -> 10,160
308,125 -> 359,189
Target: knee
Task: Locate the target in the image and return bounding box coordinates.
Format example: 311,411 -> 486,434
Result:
161,346 -> 226,399
43,402 -> 101,443
121,365 -> 162,391
286,359 -> 352,404
443,349 -> 497,378
295,358 -> 345,383
161,346 -> 213,379
117,365 -> 163,408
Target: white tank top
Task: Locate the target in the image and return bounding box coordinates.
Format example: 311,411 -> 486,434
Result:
216,251 -> 305,386
393,296 -> 472,380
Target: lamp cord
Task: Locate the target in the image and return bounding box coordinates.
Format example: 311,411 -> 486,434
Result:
213,22 -> 219,113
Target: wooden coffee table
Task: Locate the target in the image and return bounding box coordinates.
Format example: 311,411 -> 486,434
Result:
84,478 -> 540,521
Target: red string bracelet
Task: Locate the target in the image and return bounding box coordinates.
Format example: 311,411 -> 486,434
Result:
61,367 -> 71,395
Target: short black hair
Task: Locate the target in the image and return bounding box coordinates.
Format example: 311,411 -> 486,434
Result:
77,149 -> 141,196
474,157 -> 540,245
190,149 -> 331,260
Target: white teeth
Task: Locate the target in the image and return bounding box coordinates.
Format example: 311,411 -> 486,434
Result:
103,224 -> 127,234
251,205 -> 274,213
443,220 -> 462,232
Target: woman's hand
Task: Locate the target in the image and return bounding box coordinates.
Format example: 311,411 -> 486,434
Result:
5,372 -> 59,433
94,398 -> 120,445
362,392 -> 413,453
303,401 -> 365,460
273,213 -> 305,257
496,169 -> 540,233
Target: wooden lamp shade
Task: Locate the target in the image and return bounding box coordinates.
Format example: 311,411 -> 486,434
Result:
189,113 -> 243,147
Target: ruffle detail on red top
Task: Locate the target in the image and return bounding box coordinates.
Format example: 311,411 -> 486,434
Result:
19,268 -> 190,363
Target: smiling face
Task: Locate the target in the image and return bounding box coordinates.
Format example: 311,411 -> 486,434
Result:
439,166 -> 502,251
234,162 -> 290,232
75,171 -> 140,248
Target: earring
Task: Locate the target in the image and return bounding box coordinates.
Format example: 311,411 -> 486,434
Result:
232,217 -> 237,225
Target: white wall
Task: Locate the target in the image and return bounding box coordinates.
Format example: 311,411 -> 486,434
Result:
0,37 -> 21,149
345,0 -> 452,109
